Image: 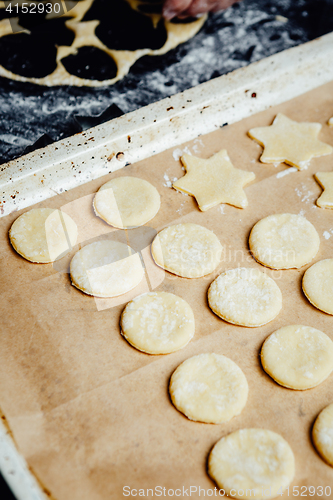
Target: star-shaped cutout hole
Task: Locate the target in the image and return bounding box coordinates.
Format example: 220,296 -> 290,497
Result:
248,113 -> 333,170
172,149 -> 255,211
315,172 -> 333,209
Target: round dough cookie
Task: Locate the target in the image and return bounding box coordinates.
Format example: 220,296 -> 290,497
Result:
208,428 -> 295,499
208,267 -> 282,327
169,353 -> 248,423
261,325 -> 333,390
70,240 -> 144,297
313,403 -> 333,466
303,259 -> 333,315
93,176 -> 160,229
151,223 -> 222,278
249,213 -> 319,269
9,208 -> 78,263
121,292 -> 195,354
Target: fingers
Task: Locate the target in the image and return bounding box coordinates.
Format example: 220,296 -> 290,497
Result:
180,0 -> 217,17
211,0 -> 240,12
162,0 -> 193,20
162,0 -> 241,19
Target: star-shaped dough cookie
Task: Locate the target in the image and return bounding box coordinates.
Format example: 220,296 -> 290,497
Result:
315,172 -> 333,209
172,149 -> 255,211
248,113 -> 333,170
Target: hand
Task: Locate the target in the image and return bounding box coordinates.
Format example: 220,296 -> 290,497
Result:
162,0 -> 241,20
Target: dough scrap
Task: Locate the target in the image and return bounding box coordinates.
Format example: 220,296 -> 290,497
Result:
0,0 -> 206,87
208,267 -> 282,327
248,113 -> 333,170
261,325 -> 333,390
121,292 -> 195,354
315,172 -> 333,209
9,208 -> 78,263
93,176 -> 160,229
70,240 -> 144,297
302,259 -> 333,315
169,353 -> 248,423
173,149 -> 255,211
313,403 -> 333,466
151,223 -> 222,278
208,428 -> 295,499
249,213 -> 320,269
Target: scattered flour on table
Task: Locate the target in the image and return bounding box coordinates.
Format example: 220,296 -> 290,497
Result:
323,229 -> 333,240
192,138 -> 205,154
275,14 -> 288,22
173,149 -> 183,161
295,183 -> 315,203
276,167 -> 297,178
176,202 -> 186,214
172,146 -> 192,161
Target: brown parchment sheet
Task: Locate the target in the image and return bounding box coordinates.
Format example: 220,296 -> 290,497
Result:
1,81 -> 333,500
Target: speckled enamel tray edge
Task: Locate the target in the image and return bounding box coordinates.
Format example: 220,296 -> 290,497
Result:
0,31 -> 333,500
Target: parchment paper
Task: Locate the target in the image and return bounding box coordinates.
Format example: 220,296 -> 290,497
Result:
1,81 -> 333,500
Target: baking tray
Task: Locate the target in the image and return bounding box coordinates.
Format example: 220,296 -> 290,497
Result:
0,32 -> 333,500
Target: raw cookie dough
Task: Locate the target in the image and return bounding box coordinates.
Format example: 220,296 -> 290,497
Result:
208,267 -> 282,327
312,403 -> 333,466
151,223 -> 222,278
173,149 -> 255,211
315,172 -> 333,209
249,213 -> 320,269
302,259 -> 333,315
329,117 -> 333,127
169,353 -> 248,423
9,208 -> 78,263
0,0 -> 206,87
70,240 -> 144,297
208,428 -> 295,499
93,176 -> 160,229
248,113 -> 333,170
121,292 -> 195,354
261,325 -> 333,390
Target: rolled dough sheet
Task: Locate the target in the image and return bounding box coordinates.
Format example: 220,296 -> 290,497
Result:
0,0 -> 206,87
